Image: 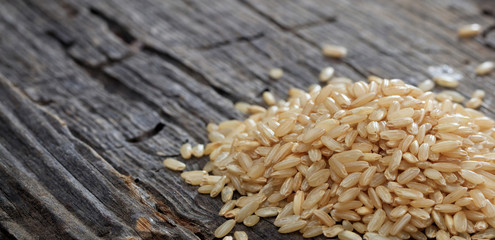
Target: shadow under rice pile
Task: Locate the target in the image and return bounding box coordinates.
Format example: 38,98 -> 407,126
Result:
179,76 -> 495,240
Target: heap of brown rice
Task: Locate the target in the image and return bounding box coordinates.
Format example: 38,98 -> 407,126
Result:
179,76 -> 495,240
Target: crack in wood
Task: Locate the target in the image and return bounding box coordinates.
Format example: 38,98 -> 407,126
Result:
141,45 -> 241,103
482,24 -> 495,50
288,16 -> 338,31
44,30 -> 74,49
126,122 -> 165,143
198,32 -> 265,50
88,7 -> 137,45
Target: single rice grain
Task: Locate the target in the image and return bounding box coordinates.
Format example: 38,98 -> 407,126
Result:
163,158 -> 186,171
476,61 -> 494,76
322,44 -> 347,58
215,219 -> 236,238
269,68 -> 283,79
458,23 -> 482,38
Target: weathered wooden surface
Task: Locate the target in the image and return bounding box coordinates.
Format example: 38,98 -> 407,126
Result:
0,0 -> 493,239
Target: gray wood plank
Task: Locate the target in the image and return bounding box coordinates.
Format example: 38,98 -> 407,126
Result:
0,0 -> 494,239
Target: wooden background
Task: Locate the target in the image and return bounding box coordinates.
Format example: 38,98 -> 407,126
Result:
0,0 -> 494,239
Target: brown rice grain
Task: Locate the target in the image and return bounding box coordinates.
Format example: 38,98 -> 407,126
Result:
233,231 -> 248,240
181,170 -> 207,185
431,162 -> 461,172
338,230 -> 361,240
455,197 -> 473,207
359,166 -> 377,187
418,79 -> 435,92
408,208 -> 430,222
269,68 -> 283,79
319,67 -> 335,82
302,226 -> 323,238
180,143 -> 192,159
340,172 -> 362,188
323,225 -> 344,237
482,201 -> 495,218
443,187 -> 468,204
454,211 -> 468,233
458,23 -> 482,37
211,176 -> 228,198
390,213 -> 411,236
314,209 -> 336,226
466,97 -> 482,109
215,219 -> 236,238
262,92 -> 276,106
198,185 -> 214,194
191,144 -> 204,158
460,169 -> 484,185
376,186 -> 393,204
397,167 -> 420,184
322,44 -> 347,58
234,102 -> 250,114
434,204 -> 462,213
220,200 -> 236,216
410,198 -> 436,208
163,158 -> 186,171
352,222 -> 366,234
433,75 -> 459,88
255,207 -> 280,218
474,220 -> 488,231
475,60 -> 494,74
243,215 -> 260,227
378,220 -> 393,236
278,219 -> 307,233
472,89 -> 486,99
367,208 -> 386,232
274,215 -> 299,227
436,230 -> 450,240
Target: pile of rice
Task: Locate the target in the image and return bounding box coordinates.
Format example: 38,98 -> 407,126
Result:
178,76 -> 495,240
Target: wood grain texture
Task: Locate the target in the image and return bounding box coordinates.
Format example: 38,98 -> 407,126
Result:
0,0 -> 493,239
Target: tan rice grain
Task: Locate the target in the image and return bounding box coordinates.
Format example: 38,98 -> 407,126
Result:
338,230 -> 361,240
215,219 -> 236,238
433,75 -> 459,88
323,224 -> 344,237
466,97 -> 482,109
322,44 -> 347,58
340,172 -> 362,188
243,215 -> 260,227
418,79 -> 434,92
262,92 -> 276,106
234,102 -> 250,114
397,167 -> 420,184
367,209 -> 386,232
255,207 -> 280,218
472,89 -> 486,99
390,213 -> 411,236
163,158 -> 186,171
434,204 -> 462,213
191,144 -> 204,158
180,143 -> 192,159
458,23 -> 482,38
278,219 -> 307,233
319,67 -> 335,82
269,68 -> 283,79
302,226 -> 323,238
234,231 -> 248,240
